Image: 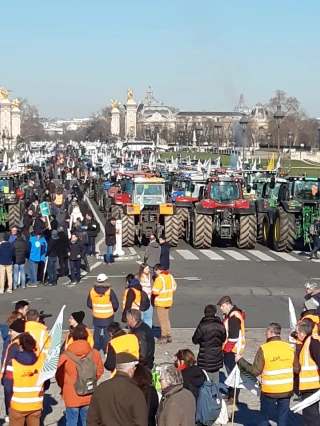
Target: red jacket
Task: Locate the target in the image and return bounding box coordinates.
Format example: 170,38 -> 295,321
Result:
56,340 -> 104,407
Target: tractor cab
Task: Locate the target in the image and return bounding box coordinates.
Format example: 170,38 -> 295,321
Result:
131,177 -> 166,206
204,176 -> 246,208
288,177 -> 320,201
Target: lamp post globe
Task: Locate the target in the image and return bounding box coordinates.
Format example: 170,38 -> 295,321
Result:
273,105 -> 285,154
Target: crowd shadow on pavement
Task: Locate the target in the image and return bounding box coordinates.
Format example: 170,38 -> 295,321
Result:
41,393 -> 59,425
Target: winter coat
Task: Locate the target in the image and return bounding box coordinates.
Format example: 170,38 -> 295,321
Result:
0,324 -> 10,365
84,218 -> 99,237
144,242 -> 161,268
87,371 -> 148,426
29,203 -> 40,218
178,364 -> 205,401
87,285 -> 119,326
105,220 -> 116,246
56,232 -> 69,257
56,340 -> 104,408
122,279 -> 145,322
192,315 -> 227,373
68,240 -> 83,261
47,181 -> 56,195
29,236 -> 47,262
0,242 -> 13,265
13,237 -> 29,265
42,192 -> 51,202
129,321 -> 155,369
160,242 -> 170,270
47,237 -> 60,257
22,213 -> 34,233
33,216 -> 46,236
157,384 -> 196,426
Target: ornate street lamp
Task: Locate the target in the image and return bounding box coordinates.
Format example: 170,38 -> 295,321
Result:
214,120 -> 222,155
273,105 -> 284,154
239,114 -> 249,161
288,130 -> 293,168
196,124 -> 203,151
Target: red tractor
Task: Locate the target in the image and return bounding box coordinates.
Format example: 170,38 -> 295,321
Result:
188,175 -> 257,249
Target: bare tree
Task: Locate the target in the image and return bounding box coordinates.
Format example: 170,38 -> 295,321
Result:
19,98 -> 46,141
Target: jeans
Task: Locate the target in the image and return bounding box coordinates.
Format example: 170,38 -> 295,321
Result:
58,256 -> 69,277
142,304 -> 153,329
87,236 -> 96,255
65,405 -> 89,426
70,259 -> 81,283
224,352 -> 240,400
13,264 -> 26,289
93,325 -> 111,352
47,257 -> 57,284
260,395 -> 290,426
206,371 -> 220,385
105,245 -> 113,264
29,260 -> 38,285
311,235 -> 320,257
301,391 -> 320,426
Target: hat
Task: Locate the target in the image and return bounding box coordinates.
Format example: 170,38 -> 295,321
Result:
52,230 -> 59,239
9,319 -> 25,334
71,311 -> 85,324
116,352 -> 139,364
304,298 -> 319,311
97,273 -> 108,283
217,295 -> 232,306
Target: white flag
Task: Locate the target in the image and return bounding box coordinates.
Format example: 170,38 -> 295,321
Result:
289,297 -> 297,330
36,305 -> 66,385
225,365 -> 261,397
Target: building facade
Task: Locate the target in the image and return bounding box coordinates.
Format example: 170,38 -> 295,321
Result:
0,89 -> 21,149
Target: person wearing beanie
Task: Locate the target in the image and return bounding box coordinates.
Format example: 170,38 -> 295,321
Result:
64,311 -> 94,350
122,274 -> 150,323
87,351 -> 147,426
87,274 -> 119,352
46,230 -> 60,286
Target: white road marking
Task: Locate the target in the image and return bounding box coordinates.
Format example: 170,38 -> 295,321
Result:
221,250 -> 250,261
273,252 -> 301,262
136,260 -> 142,265
176,250 -> 199,260
170,255 -> 174,260
248,250 -> 276,261
90,262 -> 102,270
176,277 -> 201,281
84,194 -> 105,255
85,275 -> 127,278
129,247 -> 137,255
200,250 -> 224,260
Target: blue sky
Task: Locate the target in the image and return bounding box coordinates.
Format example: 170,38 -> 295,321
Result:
1,0 -> 319,118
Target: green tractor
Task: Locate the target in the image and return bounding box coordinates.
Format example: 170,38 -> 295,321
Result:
0,172 -> 25,229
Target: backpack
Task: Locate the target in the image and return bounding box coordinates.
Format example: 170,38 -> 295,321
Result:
140,290 -> 150,312
196,379 -> 222,425
65,350 -> 97,396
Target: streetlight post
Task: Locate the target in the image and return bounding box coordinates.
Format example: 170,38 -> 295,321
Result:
288,130 -> 293,169
196,124 -> 203,152
214,120 -> 222,156
239,114 -> 249,162
179,125 -> 185,153
266,131 -> 271,160
273,105 -> 284,155
317,126 -> 320,151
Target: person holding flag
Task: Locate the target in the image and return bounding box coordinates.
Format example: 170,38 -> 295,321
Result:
235,323 -> 299,426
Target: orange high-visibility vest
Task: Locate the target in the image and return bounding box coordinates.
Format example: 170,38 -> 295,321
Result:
122,288 -> 142,310
65,327 -> 94,350
107,334 -> 139,377
25,322 -> 51,358
296,314 -> 319,346
54,193 -> 63,206
90,288 -> 114,319
0,336 -> 20,379
223,311 -> 246,354
10,358 -> 45,412
152,274 -> 177,308
299,335 -> 320,391
260,340 -> 294,394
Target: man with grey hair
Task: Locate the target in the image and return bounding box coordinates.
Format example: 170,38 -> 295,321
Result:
304,281 -> 320,316
156,363 -> 196,426
126,309 -> 155,369
87,352 -> 147,426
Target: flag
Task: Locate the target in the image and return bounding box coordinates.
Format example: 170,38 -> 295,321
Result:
251,159 -> 257,171
289,297 -> 297,330
215,157 -> 221,168
275,156 -> 281,171
267,153 -> 275,171
36,305 -> 66,385
139,189 -> 145,211
291,389 -> 320,413
225,365 -> 261,397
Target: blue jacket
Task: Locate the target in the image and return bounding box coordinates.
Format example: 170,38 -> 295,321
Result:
0,242 -> 14,265
0,324 -> 10,365
29,236 -> 48,262
87,285 -> 119,326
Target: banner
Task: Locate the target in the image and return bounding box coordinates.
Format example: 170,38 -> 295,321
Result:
291,389 -> 320,413
36,305 -> 66,386
225,365 -> 261,397
267,153 -> 275,171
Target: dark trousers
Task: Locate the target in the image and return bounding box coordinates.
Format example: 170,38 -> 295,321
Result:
87,236 -> 96,255
58,256 -> 69,276
93,319 -> 113,352
4,388 -> 11,416
302,391 -> 320,426
47,256 -> 57,285
70,259 -> 81,283
81,253 -> 90,272
311,236 -> 320,257
260,395 -> 290,426
224,351 -> 240,400
37,260 -> 46,282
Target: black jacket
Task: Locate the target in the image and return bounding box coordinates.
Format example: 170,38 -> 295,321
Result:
104,329 -> 126,371
122,281 -> 144,323
192,315 -> 226,373
180,365 -> 205,401
23,213 -> 33,231
84,218 -> 99,237
130,321 -> 155,370
12,238 -> 29,265
69,240 -> 83,260
33,217 -> 46,236
160,242 -> 170,270
105,220 -> 116,246
56,232 -> 69,257
47,238 -> 59,257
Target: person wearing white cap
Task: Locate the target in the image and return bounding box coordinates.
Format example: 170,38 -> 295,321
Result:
87,273 -> 119,352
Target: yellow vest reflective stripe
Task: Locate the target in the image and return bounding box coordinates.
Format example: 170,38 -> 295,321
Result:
54,194 -> 63,205
152,274 -> 177,307
11,358 -> 44,412
299,335 -> 320,391
122,288 -> 141,310
260,340 -> 294,393
223,311 -> 246,354
108,334 -> 140,377
65,328 -> 94,350
90,288 -> 114,318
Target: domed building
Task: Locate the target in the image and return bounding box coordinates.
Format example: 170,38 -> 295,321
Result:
250,102 -> 269,128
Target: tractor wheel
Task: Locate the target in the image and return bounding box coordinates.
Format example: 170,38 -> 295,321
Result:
272,207 -> 294,252
262,215 -> 271,247
122,215 -> 135,247
176,208 -> 189,239
111,205 -> 122,220
256,213 -> 264,243
203,215 -> 213,248
89,189 -> 94,199
164,215 -> 180,247
192,212 -> 212,249
8,203 -> 21,229
285,213 -> 296,253
237,215 -> 257,249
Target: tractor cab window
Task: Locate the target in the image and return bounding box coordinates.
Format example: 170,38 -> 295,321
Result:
293,181 -> 320,200
0,179 -> 12,193
209,182 -> 240,202
135,184 -> 163,196
265,183 -> 281,200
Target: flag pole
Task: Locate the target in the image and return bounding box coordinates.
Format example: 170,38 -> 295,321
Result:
231,331 -> 242,425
